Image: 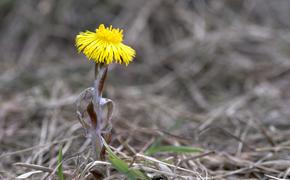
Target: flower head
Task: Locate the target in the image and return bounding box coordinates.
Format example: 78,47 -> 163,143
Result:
76,24 -> 135,65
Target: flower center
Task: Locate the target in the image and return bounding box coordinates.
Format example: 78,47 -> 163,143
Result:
95,24 -> 123,44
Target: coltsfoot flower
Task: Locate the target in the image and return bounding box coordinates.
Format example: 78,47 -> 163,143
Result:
76,24 -> 136,65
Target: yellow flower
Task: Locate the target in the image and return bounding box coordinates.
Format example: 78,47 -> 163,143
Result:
75,24 -> 136,65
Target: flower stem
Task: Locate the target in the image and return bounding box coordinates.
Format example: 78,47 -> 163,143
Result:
89,63 -> 108,159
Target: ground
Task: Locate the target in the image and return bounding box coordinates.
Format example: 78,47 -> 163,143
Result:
1,0 -> 290,179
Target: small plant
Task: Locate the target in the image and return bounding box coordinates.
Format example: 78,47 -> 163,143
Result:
75,24 -> 135,160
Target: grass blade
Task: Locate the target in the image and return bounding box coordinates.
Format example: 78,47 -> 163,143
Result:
103,140 -> 149,180
145,121 -> 184,155
144,121 -> 203,156
57,145 -> 64,180
145,145 -> 203,156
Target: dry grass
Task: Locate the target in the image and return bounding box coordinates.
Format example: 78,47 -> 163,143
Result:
1,0 -> 290,179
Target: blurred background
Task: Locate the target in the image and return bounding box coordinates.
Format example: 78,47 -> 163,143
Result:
1,0 -> 290,179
